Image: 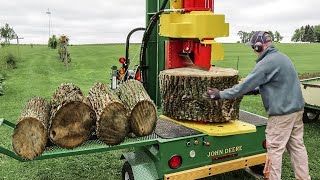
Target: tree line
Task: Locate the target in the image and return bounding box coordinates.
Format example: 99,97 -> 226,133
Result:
2,22 -> 320,44
291,25 -> 320,42
237,30 -> 283,43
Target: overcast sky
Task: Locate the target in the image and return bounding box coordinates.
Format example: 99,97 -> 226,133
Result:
1,0 -> 319,44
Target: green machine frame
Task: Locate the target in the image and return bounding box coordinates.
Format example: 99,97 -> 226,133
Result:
145,0 -> 167,106
120,111 -> 267,180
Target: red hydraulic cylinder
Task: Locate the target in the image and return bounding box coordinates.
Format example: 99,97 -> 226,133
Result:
183,0 -> 214,11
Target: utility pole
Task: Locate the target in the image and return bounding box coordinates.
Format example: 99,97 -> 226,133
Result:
15,35 -> 24,45
46,8 -> 51,39
15,35 -> 24,59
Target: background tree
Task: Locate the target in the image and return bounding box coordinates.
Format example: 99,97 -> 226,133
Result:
237,31 -> 247,43
0,23 -> 16,45
303,25 -> 313,42
300,26 -> 306,42
237,31 -> 254,43
249,31 -> 255,42
274,31 -> 283,43
267,31 -> 275,42
291,27 -> 304,42
48,35 -> 58,49
58,35 -> 71,67
314,25 -> 320,42
307,25 -> 316,42
237,30 -> 282,43
291,25 -> 320,43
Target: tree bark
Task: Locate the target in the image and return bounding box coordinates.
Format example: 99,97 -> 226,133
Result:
49,83 -> 96,148
87,83 -> 129,145
159,67 -> 242,122
12,97 -> 50,160
116,80 -> 157,136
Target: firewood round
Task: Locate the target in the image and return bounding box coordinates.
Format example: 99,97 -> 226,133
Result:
87,83 -> 129,145
116,80 -> 157,136
49,101 -> 95,148
130,100 -> 157,136
12,97 -> 50,160
49,83 -> 95,148
159,67 -> 242,122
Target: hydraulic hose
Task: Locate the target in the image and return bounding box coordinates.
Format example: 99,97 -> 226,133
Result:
125,27 -> 146,63
123,27 -> 146,81
140,0 -> 169,87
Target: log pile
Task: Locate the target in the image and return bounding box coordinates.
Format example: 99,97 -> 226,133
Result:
12,97 -> 50,160
88,83 -> 129,145
49,83 -> 95,148
159,67 -> 242,122
12,81 -> 158,159
116,80 -> 157,136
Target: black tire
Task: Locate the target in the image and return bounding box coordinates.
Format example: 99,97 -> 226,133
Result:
303,110 -> 319,123
249,164 -> 264,176
122,161 -> 134,180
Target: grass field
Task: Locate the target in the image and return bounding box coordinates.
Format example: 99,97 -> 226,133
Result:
0,43 -> 320,180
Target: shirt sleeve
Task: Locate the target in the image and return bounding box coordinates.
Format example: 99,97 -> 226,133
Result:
219,61 -> 274,99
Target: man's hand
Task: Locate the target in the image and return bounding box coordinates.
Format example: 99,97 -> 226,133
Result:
202,87 -> 220,100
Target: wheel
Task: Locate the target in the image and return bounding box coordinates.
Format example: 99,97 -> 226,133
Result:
303,110 -> 319,123
122,161 -> 134,180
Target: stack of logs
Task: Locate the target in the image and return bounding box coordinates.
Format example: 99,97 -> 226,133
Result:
12,80 -> 157,160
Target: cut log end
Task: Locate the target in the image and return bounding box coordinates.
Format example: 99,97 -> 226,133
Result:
160,67 -> 239,77
131,100 -> 157,136
12,117 -> 47,160
97,102 -> 129,145
49,101 -> 95,148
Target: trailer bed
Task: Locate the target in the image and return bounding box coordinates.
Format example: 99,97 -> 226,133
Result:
0,110 -> 267,161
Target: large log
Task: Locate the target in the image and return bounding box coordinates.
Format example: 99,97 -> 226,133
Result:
12,97 -> 50,160
116,80 -> 157,136
87,83 -> 129,145
50,83 -> 96,148
159,67 -> 242,122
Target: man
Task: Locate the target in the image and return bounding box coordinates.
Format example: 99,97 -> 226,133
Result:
203,31 -> 310,180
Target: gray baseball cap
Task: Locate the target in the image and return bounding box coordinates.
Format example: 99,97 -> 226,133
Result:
245,31 -> 270,46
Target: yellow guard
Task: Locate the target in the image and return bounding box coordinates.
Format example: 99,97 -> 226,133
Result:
159,11 -> 229,39
159,6 -> 229,62
159,115 -> 256,136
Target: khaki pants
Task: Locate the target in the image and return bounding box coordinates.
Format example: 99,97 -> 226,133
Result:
266,110 -> 311,180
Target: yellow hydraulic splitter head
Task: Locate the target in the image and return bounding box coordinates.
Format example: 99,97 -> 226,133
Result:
159,0 -> 229,70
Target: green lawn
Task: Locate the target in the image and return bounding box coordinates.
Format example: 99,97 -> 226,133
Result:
0,43 -> 320,180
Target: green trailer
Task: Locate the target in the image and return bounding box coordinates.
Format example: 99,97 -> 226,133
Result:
0,110 -> 267,180
301,77 -> 320,122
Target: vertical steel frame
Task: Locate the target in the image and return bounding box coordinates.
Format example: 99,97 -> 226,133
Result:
146,0 -> 168,106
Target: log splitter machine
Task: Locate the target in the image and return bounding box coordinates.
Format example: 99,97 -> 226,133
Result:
0,0 -> 268,179
113,0 -> 268,179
